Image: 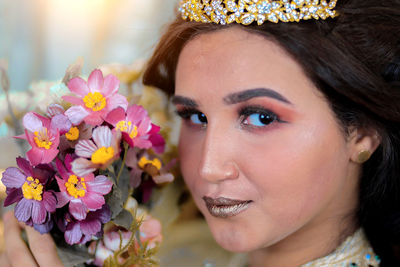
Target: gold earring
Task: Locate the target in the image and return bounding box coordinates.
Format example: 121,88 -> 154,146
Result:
357,150 -> 371,164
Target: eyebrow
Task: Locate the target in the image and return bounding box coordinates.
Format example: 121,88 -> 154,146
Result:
223,88 -> 292,105
171,95 -> 198,107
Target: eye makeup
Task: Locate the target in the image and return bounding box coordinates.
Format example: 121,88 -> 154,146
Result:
175,107 -> 208,129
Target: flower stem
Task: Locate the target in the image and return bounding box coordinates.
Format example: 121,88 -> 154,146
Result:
116,142 -> 129,185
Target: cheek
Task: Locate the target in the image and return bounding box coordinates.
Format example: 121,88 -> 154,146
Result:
178,128 -> 201,189
242,122 -> 349,223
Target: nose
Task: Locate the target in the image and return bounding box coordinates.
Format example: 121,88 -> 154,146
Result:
198,124 -> 239,183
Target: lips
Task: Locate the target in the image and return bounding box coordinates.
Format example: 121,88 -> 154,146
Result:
202,196 -> 252,218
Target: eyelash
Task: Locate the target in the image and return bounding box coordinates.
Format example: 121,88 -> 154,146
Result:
175,106 -> 283,130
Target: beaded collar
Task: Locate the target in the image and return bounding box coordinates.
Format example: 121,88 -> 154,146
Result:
301,228 -> 380,267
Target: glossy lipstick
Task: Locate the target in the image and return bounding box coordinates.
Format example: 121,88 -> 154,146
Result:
202,196 -> 252,218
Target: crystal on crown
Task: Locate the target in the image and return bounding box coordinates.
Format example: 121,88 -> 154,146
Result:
179,0 -> 338,25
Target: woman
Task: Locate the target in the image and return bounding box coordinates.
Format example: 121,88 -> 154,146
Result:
2,0 -> 400,266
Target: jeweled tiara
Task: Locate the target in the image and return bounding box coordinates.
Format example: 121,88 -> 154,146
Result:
179,0 -> 338,25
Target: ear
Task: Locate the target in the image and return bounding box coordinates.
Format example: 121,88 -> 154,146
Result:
348,128 -> 381,164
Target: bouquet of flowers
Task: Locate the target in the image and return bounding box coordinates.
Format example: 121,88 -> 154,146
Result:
1,63 -> 176,267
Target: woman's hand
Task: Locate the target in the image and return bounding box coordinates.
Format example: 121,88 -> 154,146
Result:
0,210 -> 63,267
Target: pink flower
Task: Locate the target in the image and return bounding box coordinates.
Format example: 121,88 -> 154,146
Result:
54,155 -> 113,220
105,105 -> 165,152
18,112 -> 60,166
63,69 -> 128,126
72,126 -> 121,177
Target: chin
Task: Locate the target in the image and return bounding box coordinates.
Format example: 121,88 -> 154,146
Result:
204,214 -> 264,253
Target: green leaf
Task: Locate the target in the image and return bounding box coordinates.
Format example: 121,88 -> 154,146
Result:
106,185 -> 124,219
117,165 -> 130,203
113,208 -> 134,230
56,244 -> 92,267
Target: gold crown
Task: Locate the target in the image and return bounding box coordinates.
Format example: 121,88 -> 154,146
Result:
179,0 -> 338,25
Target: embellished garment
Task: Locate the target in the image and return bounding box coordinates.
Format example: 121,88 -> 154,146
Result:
301,229 -> 380,267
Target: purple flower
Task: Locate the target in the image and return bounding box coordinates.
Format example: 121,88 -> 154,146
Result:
2,157 -> 56,227
56,204 -> 111,245
54,155 -> 113,220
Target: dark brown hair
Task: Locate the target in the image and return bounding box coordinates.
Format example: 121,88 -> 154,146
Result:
143,0 -> 400,265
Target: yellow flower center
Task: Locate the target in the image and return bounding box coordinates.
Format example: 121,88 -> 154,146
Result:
34,128 -> 52,149
83,92 -> 107,112
115,120 -> 138,139
65,175 -> 86,198
138,157 -> 162,171
91,146 -> 115,165
65,126 -> 80,141
22,176 -> 43,201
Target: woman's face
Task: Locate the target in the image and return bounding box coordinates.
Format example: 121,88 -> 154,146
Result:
174,27 -> 360,253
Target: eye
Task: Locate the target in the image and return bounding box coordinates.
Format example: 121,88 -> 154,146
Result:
246,113 -> 275,126
175,108 -> 208,127
240,106 -> 279,128
190,113 -> 207,124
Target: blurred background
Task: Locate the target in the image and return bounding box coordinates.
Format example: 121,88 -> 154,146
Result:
0,0 -> 178,92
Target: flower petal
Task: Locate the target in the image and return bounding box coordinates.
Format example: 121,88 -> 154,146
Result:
56,159 -> 69,180
62,95 -> 84,106
75,139 -> 97,158
140,217 -> 162,240
153,173 -> 174,184
102,74 -> 120,97
64,154 -> 75,172
82,192 -> 105,211
80,218 -> 101,236
31,200 -> 46,224
67,77 -> 89,97
93,242 -> 113,266
84,112 -> 104,126
65,222 -> 83,245
88,69 -> 104,93
15,198 -> 33,222
127,105 -> 148,125
55,191 -> 70,208
92,126 -> 112,148
16,157 -> 33,177
104,230 -> 132,251
65,106 -> 90,125
23,112 -> 43,132
89,204 -> 111,224
31,166 -> 52,185
133,138 -> 152,150
2,167 -> 26,188
125,148 -> 138,168
41,147 -> 59,164
46,104 -> 65,117
104,107 -> 125,126
34,217 -> 53,234
69,199 -> 88,220
106,94 -> 128,112
149,133 -> 165,154
51,114 -> 72,135
86,175 -> 113,195
43,191 -> 57,212
71,158 -> 97,177
4,188 -> 23,206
